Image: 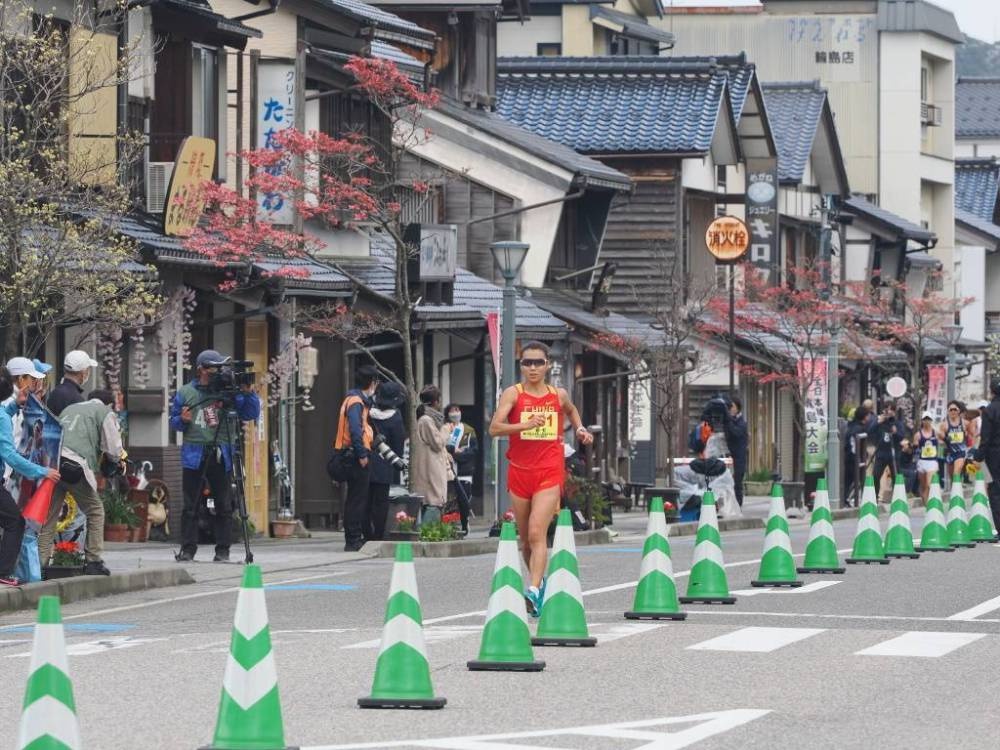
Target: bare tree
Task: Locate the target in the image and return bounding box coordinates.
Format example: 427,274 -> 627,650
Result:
0,1 -> 159,359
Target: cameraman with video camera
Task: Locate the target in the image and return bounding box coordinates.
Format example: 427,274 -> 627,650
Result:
170,350 -> 261,563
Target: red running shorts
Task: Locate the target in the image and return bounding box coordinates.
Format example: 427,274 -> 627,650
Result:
508,464 -> 565,500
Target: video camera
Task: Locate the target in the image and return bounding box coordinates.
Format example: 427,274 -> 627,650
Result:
209,359 -> 256,394
373,433 -> 406,470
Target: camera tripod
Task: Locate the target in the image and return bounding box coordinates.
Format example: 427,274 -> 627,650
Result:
193,395 -> 255,564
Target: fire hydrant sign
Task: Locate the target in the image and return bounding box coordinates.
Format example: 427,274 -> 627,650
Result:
799,358 -> 828,473
256,60 -> 296,225
705,216 -> 750,263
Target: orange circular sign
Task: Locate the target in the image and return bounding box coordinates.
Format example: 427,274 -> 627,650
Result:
705,215 -> 750,263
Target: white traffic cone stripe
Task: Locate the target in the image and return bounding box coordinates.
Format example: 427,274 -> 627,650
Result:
378,613 -> 428,658
388,560 -> 419,600
887,511 -> 910,530
692,541 -> 725,567
807,519 -> 835,543
486,585 -> 530,623
648,512 -> 668,538
948,504 -> 968,523
768,497 -> 786,520
233,589 -> 269,640
17,695 -> 81,750
857,514 -> 881,535
28,624 -> 69,674
639,548 -> 674,579
496,540 -> 522,573
222,652 -> 278,711
925,507 -> 947,526
860,485 -> 877,506
546,567 -> 583,604
553,522 -> 575,553
812,490 -> 831,511
762,529 -> 792,555
701,507 -> 721,531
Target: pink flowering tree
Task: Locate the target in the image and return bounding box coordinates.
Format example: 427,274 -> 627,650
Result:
185,57 -> 439,430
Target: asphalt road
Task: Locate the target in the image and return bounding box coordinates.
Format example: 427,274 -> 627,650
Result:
2,513 -> 1000,749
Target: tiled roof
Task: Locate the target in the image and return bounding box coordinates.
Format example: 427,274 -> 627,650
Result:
317,0 -> 436,48
838,196 -> 935,244
526,289 -> 664,347
956,78 -> 1000,139
664,53 -> 753,119
496,57 -> 729,155
158,0 -> 262,41
340,236 -> 567,334
434,98 -> 632,191
956,209 -> 1000,244
954,158 -> 1000,222
762,82 -> 827,185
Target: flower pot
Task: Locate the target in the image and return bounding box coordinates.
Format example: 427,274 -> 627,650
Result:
643,487 -> 681,522
744,480 -> 773,497
271,519 -> 297,539
387,530 -> 419,541
43,565 -> 85,580
103,523 -> 130,543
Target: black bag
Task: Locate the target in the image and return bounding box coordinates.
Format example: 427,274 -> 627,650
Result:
326,448 -> 355,483
58,458 -> 85,485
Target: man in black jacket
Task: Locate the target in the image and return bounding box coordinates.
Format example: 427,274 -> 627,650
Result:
724,395 -> 748,507
368,382 -> 406,541
47,350 -> 97,417
974,381 -> 1000,532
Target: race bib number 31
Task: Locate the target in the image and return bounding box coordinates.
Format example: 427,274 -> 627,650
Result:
520,409 -> 558,441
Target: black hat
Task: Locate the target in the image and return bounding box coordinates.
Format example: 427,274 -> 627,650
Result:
375,381 -> 406,409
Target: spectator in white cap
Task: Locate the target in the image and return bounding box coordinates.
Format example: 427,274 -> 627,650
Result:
4,357 -> 47,403
47,350 -> 98,417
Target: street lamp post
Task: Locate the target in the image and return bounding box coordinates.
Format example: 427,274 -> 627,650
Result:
942,323 -> 963,403
490,241 -> 530,519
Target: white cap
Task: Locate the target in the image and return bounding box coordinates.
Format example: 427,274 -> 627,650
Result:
921,411 -> 934,421
978,400 -> 989,410
6,357 -> 45,379
64,350 -> 98,372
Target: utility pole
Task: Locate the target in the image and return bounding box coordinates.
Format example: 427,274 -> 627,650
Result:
819,195 -> 842,508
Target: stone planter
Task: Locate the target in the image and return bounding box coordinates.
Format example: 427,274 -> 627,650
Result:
744,480 -> 773,497
43,565 -> 85,580
781,481 -> 806,514
103,524 -> 130,543
270,519 -> 297,539
387,530 -> 419,542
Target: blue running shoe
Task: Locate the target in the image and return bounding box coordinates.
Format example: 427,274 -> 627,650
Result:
524,586 -> 542,617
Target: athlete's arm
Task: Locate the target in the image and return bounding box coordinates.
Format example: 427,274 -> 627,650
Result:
489,386 -> 545,436
559,388 -> 593,445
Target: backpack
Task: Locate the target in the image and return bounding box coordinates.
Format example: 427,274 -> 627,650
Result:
688,420 -> 712,455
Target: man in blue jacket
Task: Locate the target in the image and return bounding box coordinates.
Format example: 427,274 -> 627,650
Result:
170,350 -> 261,562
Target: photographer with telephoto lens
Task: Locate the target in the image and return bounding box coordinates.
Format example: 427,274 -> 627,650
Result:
368,381 -> 407,541
170,350 -> 260,563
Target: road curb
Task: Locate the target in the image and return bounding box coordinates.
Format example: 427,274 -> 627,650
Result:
0,567 -> 195,614
366,529 -> 613,558
665,517 -> 764,537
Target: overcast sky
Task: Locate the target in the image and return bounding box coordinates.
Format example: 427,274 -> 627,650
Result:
922,0 -> 1000,42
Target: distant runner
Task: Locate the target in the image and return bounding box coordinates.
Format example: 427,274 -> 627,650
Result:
490,341 -> 592,616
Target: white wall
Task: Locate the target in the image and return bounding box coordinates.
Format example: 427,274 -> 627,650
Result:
497,15 -> 562,56
959,245 -> 985,341
956,139 -> 1000,159
879,33 -> 923,225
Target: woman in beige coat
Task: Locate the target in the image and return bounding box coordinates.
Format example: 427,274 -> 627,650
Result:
410,384 -> 452,508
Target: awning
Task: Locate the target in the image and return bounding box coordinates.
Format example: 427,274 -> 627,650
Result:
839,196 -> 936,245
589,6 -> 675,46
150,0 -> 262,49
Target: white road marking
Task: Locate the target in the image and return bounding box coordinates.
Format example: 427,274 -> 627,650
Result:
946,594 -> 1000,621
684,609 -> 1000,624
0,570 -> 349,630
302,709 -> 771,750
343,625 -> 482,650
729,581 -> 842,597
687,626 -> 825,653
6,636 -> 168,658
855,631 -> 987,658
597,623 -> 666,643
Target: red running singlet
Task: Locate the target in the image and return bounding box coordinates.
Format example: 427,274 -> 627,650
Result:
506,384 -> 565,499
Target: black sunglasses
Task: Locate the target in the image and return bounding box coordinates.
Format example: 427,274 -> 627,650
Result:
519,358 -> 547,368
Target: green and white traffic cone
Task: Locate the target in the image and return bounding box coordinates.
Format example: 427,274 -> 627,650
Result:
18,596 -> 81,750
359,542 -> 446,708
947,474 -> 975,548
846,476 -> 890,565
200,565 -> 294,750
468,522 -> 545,671
884,474 -> 919,559
625,497 -> 686,620
797,477 -> 845,574
916,474 -> 954,552
533,509 -> 596,646
968,471 -> 997,543
679,492 -> 736,604
752,484 -> 803,587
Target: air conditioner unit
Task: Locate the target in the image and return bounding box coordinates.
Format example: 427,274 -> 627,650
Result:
145,161 -> 175,214
928,104 -> 943,126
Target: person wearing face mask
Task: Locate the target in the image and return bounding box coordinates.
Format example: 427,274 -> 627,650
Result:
333,365 -> 380,552
47,350 -> 98,417
367,381 -> 406,541
444,403 -> 477,535
411,385 -> 451,517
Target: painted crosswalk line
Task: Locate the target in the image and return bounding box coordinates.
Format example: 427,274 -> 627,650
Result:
946,594 -> 1000,621
855,631 -> 987,658
6,636 -> 168,658
687,626 -> 826,653
597,623 -> 666,643
730,581 -> 842,597
302,708 -> 771,749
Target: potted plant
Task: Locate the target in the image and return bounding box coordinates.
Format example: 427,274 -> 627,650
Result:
564,474 -> 608,529
744,467 -> 774,497
271,509 -> 297,539
488,509 -> 516,537
102,487 -> 139,543
43,541 -> 85,579
388,511 -> 419,541
419,517 -> 458,542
